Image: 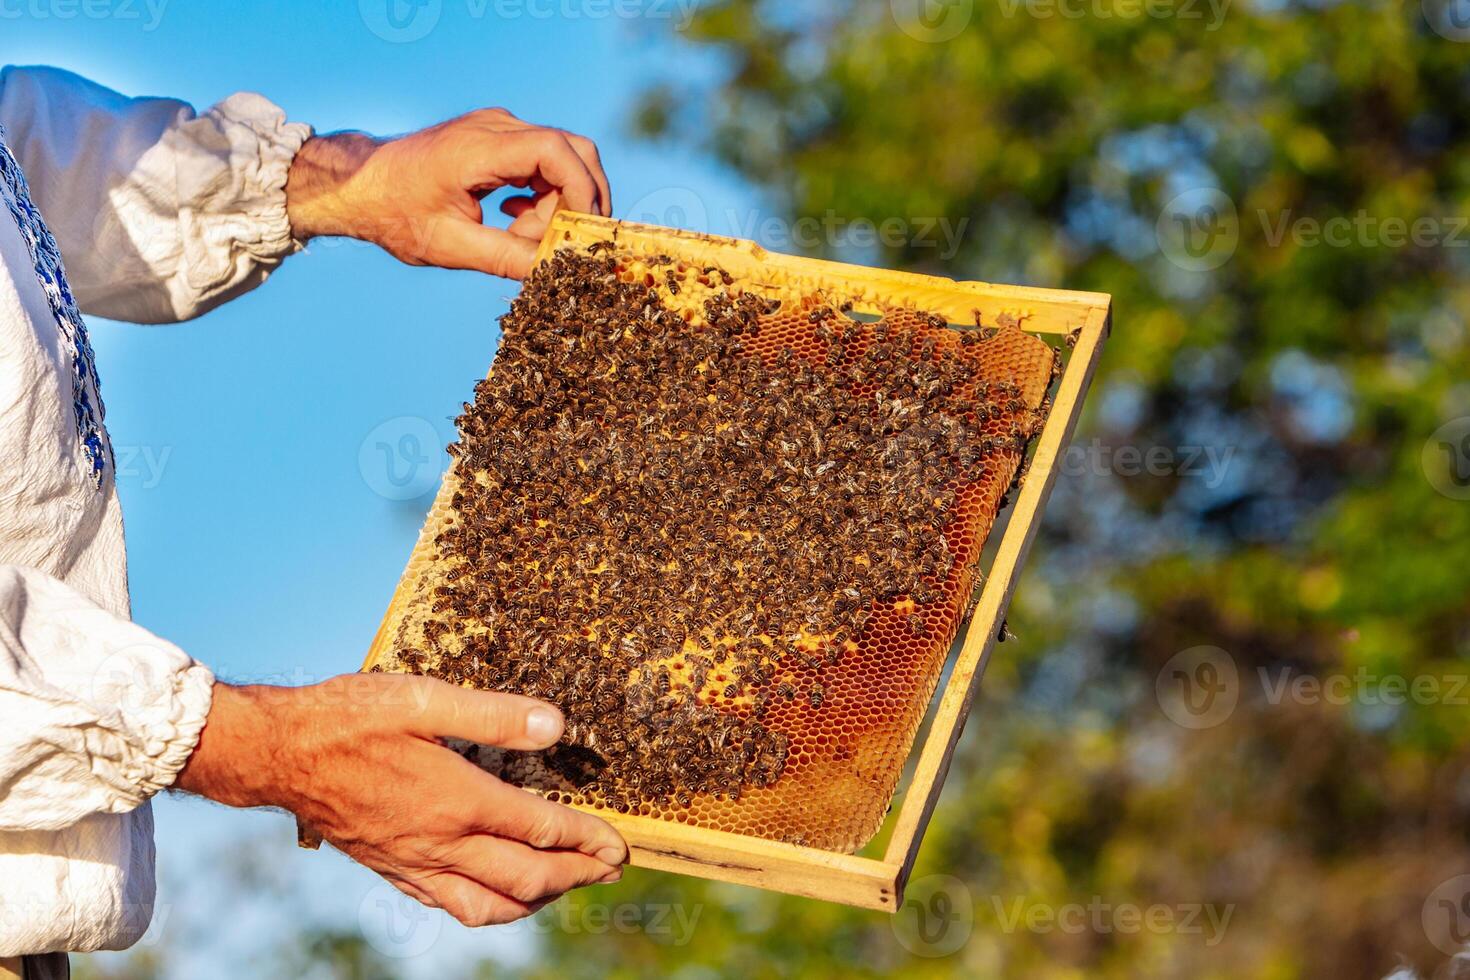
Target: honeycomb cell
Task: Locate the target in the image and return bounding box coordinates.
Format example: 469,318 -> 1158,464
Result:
375,242 -> 1058,853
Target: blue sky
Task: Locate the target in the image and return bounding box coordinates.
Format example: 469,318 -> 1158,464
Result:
7,2 -> 755,973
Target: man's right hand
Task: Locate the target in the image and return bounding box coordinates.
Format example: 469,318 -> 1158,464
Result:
174,674 -> 627,926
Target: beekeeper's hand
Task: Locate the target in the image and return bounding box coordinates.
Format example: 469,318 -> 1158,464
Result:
175,674 -> 627,926
283,107 -> 611,280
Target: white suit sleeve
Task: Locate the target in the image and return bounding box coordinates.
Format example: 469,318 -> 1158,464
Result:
0,565 -> 215,832
0,64 -> 313,324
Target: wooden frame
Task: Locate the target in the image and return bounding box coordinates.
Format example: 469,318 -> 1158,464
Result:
346,212 -> 1110,912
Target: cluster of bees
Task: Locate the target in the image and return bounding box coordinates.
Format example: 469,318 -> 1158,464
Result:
388,245 -> 1049,812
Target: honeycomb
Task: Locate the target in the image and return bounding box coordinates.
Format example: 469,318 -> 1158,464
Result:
371,238 -> 1058,853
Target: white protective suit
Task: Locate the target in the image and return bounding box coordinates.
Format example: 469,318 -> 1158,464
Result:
0,64 -> 311,960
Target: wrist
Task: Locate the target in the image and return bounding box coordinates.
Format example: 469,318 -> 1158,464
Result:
285,132 -> 386,242
175,682 -> 297,810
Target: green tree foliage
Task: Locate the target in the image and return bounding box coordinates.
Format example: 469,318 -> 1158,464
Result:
520,2 -> 1470,977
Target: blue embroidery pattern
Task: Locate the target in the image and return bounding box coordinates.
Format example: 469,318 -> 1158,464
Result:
0,127 -> 109,485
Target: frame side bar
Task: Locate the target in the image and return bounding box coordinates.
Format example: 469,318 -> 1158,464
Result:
880,302 -> 1112,882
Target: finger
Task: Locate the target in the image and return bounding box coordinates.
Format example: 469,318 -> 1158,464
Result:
453,835 -> 622,905
499,195 -> 537,220
387,875 -> 438,909
434,220 -> 539,281
499,130 -> 598,215
474,111 -> 604,213
477,781 -> 628,866
506,189 -> 562,243
561,132 -> 612,216
424,873 -> 537,927
508,211 -> 546,242
414,679 -> 564,748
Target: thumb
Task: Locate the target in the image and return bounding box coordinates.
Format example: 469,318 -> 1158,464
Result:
412,679 -> 565,750
438,219 -> 538,280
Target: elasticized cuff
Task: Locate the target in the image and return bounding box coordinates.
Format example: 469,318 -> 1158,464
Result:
112,662 -> 215,805
205,92 -> 314,259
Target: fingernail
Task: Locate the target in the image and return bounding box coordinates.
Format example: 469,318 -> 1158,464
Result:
596,846 -> 626,866
599,868 -> 623,884
526,707 -> 562,744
